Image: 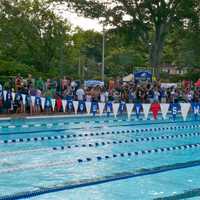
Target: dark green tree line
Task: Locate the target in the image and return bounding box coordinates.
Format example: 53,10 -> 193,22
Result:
0,0 -> 73,77
54,0 -> 199,75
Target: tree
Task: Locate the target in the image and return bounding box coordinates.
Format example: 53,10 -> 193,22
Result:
0,0 -> 73,76
72,29 -> 102,80
54,0 -> 198,76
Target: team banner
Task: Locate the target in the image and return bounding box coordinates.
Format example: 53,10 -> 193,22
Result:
191,103 -> 200,119
1,89 -> 196,122
170,103 -> 179,120
160,103 -> 170,119
98,102 -> 105,116
62,100 -> 67,112
150,103 -> 161,119
73,101 -> 79,114
112,103 -> 120,118
78,101 -> 85,113
119,102 -> 126,114
12,92 -> 15,101
0,87 -> 3,98
85,102 -> 91,114
67,100 -> 73,112
142,104 -> 151,119
51,99 -> 56,111
126,103 -> 134,119
22,94 -> 26,105
180,103 -> 191,121
135,103 -> 142,119
41,97 -> 45,110
91,102 -> 98,115
31,96 -> 36,106
35,96 -> 41,106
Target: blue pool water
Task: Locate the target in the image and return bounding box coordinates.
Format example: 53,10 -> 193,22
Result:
1,114 -> 200,200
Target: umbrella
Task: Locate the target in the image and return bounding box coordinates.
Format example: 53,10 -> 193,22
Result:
195,79 -> 200,87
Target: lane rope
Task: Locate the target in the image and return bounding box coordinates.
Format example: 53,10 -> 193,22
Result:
1,159 -> 200,200
1,142 -> 200,174
1,131 -> 200,158
1,124 -> 199,145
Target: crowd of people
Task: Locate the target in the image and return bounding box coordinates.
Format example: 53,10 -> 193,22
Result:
0,73 -> 199,115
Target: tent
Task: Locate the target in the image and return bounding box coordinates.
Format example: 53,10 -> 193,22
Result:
84,80 -> 104,87
195,79 -> 200,87
161,83 -> 177,89
134,71 -> 152,82
123,74 -> 134,82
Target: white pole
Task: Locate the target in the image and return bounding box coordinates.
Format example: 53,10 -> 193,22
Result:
102,24 -> 105,81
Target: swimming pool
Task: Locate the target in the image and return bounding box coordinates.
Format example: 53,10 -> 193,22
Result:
1,114 -> 200,200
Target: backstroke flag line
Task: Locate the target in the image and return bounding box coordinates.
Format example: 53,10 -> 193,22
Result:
41,97 -> 45,110
73,101 -> 79,114
142,104 -> 151,119
98,103 -> 105,116
180,103 -> 191,121
160,103 -> 170,119
126,103 -> 134,119
62,100 -> 67,112
112,103 -> 119,118
0,90 -> 194,121
12,93 -> 15,101
51,99 -> 56,111
22,94 -> 26,105
85,102 -> 91,115
3,91 -> 7,101
31,96 -> 35,107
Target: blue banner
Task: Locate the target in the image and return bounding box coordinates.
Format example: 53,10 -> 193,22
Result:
119,101 -> 126,114
191,102 -> 200,120
6,91 -> 12,101
106,101 -> 113,116
67,100 -> 74,112
15,93 -> 22,102
0,84 -> 3,98
169,103 -> 180,121
91,102 -> 98,116
134,103 -> 142,119
78,101 -> 85,113
45,98 -> 52,108
35,96 -> 41,106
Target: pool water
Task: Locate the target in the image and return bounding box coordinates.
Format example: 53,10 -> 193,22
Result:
1,114 -> 200,200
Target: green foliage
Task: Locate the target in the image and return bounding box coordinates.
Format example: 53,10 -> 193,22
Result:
56,0 -> 199,73
0,0 -> 73,76
0,0 -> 200,82
0,60 -> 37,76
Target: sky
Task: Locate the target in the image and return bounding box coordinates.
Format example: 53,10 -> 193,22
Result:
54,4 -> 103,32
64,11 -> 103,32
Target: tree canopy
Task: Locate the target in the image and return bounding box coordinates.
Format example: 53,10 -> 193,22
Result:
56,0 -> 199,75
0,0 -> 200,81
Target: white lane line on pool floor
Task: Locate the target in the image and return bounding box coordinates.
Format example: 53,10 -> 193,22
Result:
2,119 -> 199,130
0,148 -> 51,157
0,159 -> 76,174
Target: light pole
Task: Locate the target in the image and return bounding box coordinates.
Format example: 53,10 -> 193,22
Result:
102,23 -> 105,82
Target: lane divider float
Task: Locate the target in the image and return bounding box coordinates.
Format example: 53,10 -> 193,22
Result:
53,132 -> 200,151
1,143 -> 200,175
1,131 -> 199,158
1,124 -> 199,145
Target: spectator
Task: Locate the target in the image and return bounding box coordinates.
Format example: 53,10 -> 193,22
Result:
15,74 -> 22,91
76,86 -> 85,101
35,77 -> 44,92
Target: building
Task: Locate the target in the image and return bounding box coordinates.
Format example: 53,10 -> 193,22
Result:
161,66 -> 188,75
